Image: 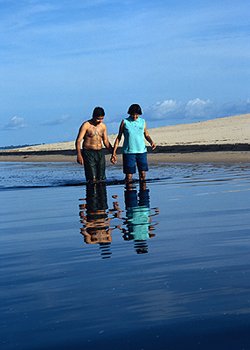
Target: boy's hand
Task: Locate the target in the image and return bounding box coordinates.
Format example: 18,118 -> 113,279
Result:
151,142 -> 156,150
110,155 -> 117,164
77,154 -> 84,165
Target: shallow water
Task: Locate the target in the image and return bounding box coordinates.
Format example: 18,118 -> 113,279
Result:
1,162 -> 250,349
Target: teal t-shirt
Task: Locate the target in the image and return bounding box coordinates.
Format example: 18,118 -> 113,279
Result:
127,206 -> 150,240
122,116 -> 147,154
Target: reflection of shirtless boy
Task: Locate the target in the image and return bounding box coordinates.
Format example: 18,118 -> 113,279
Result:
75,107 -> 113,182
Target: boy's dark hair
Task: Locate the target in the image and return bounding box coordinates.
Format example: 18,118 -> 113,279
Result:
92,107 -> 105,118
127,104 -> 142,115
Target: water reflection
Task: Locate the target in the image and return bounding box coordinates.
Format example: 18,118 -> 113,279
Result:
122,183 -> 159,254
79,182 -> 159,258
79,183 -> 114,259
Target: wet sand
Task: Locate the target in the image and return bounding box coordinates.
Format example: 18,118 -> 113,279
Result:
0,152 -> 249,164
2,164 -> 250,349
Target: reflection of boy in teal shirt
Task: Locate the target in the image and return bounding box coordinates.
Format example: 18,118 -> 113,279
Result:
123,186 -> 156,254
127,207 -> 151,243
125,190 -> 151,241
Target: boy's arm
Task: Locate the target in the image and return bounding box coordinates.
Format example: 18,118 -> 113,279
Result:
110,121 -> 124,164
144,123 -> 156,150
75,123 -> 87,165
102,124 -> 113,153
111,120 -> 124,159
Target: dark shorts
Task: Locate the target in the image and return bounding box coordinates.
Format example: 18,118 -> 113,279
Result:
123,152 -> 148,174
124,188 -> 150,209
82,148 -> 106,181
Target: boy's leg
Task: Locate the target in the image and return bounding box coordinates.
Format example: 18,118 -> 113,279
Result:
123,154 -> 136,182
139,171 -> 146,182
96,150 -> 106,181
82,149 -> 97,182
125,173 -> 133,183
136,153 -> 148,182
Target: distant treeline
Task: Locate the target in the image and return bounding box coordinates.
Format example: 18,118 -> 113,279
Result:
0,143 -> 43,150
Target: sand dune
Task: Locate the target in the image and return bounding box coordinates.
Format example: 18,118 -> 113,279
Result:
152,113 -> 250,146
3,113 -> 249,153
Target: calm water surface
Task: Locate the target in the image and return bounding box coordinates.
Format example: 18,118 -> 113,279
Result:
1,162 -> 250,349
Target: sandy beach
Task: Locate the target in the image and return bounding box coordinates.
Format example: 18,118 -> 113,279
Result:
1,113 -> 250,163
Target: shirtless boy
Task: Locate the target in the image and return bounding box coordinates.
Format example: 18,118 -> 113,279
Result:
75,107 -> 113,182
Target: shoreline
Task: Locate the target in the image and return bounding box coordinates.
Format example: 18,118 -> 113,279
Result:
0,151 -> 250,164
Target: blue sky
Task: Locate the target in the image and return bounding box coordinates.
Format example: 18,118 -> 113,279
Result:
1,0 -> 250,146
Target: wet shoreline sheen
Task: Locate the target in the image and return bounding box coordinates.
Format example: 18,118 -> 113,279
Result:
0,150 -> 250,163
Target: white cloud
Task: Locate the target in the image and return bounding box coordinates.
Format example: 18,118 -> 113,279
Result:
185,98 -> 212,117
146,98 -> 213,121
155,100 -> 178,113
3,116 -> 26,130
145,99 -> 180,120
